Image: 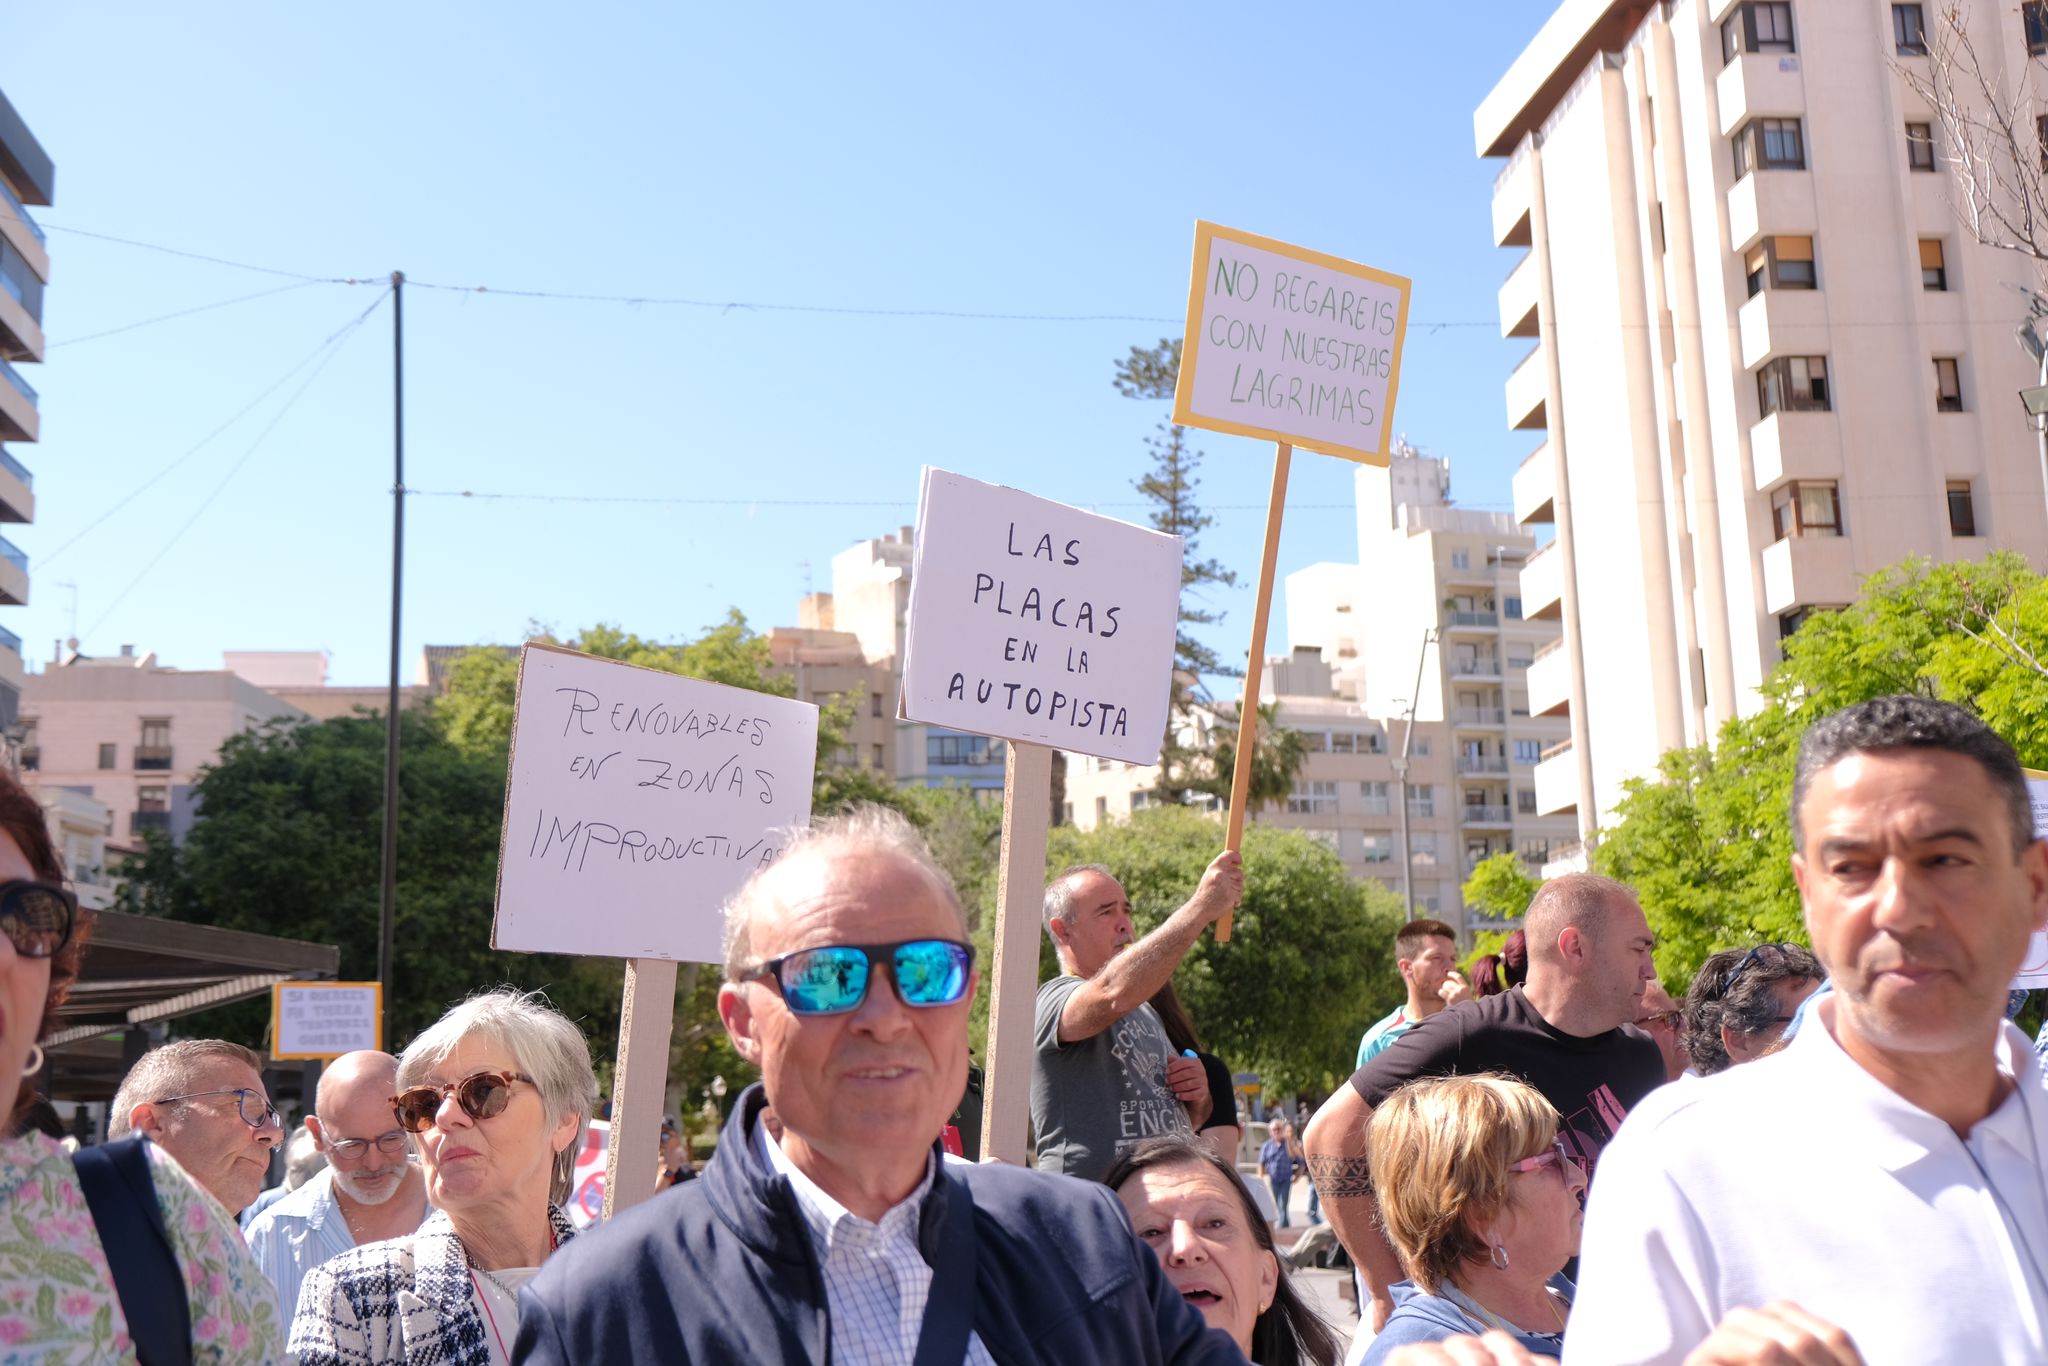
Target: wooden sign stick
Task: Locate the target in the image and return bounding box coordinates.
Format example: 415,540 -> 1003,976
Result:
1218,440 -> 1293,942
601,956 -> 678,1220
979,740 -> 1053,1163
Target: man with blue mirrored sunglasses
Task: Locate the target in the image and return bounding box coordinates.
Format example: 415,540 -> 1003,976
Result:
516,806 -> 1247,1365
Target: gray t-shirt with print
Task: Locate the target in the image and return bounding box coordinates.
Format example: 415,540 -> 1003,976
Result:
1030,974 -> 1193,1182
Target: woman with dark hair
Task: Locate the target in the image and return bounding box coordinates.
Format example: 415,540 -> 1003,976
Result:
1105,1137 -> 1342,1366
1682,943 -> 1824,1075
0,766 -> 282,1359
1470,930 -> 1529,999
1149,979 -> 1241,1164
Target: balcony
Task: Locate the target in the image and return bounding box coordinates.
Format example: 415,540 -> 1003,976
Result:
1519,540 -> 1563,621
131,810 -> 172,837
0,179 -> 48,288
1737,287 -> 1829,372
1533,740 -> 1579,817
1512,444 -> 1554,525
1454,706 -> 1507,728
0,533 -> 25,606
0,359 -> 33,443
0,447 -> 30,525
1527,636 -> 1571,717
1445,610 -> 1500,631
0,625 -> 21,693
1499,251 -> 1538,339
1761,533 -> 1858,616
1506,343 -> 1547,430
1449,655 -> 1502,682
1493,145 -> 1533,248
1541,840 -> 1590,878
1457,755 -> 1510,776
1461,805 -> 1513,826
1727,170 -> 1817,255
1748,409 -> 1842,493
0,257 -> 42,364
133,746 -> 174,771
1716,52 -> 1808,139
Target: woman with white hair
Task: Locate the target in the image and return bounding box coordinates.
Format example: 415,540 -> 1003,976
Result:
291,987 -> 598,1365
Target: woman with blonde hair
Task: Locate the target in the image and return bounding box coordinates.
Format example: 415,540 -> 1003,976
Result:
1362,1074 -> 1585,1363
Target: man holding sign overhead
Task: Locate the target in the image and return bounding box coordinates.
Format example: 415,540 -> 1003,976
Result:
1032,853 -> 1244,1182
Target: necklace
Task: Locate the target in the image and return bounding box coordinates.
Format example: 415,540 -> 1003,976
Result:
1444,1282 -> 1566,1339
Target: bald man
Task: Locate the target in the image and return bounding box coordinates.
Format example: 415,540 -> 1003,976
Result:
1302,873 -> 1666,1332
244,1051 -> 429,1320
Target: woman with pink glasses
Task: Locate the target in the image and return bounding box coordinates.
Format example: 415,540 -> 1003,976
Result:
1362,1074 -> 1586,1364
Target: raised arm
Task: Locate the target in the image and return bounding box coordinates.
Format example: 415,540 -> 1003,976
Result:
1302,1084 -> 1407,1333
1058,852 -> 1242,1043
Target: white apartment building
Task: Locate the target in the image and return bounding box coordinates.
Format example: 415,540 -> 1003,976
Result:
0,87 -> 54,726
1484,0 -> 2048,829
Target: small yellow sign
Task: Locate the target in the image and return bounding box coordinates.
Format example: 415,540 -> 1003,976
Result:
270,980 -> 382,1060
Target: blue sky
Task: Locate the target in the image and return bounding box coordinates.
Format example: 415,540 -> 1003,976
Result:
3,3 -> 1547,685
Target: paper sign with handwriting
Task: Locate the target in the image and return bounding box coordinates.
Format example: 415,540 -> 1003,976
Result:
271,981 -> 381,1059
492,643 -> 818,962
1172,220 -> 1411,465
900,468 -> 1183,765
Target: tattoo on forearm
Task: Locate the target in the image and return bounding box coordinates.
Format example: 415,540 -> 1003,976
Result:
1304,1154 -> 1374,1199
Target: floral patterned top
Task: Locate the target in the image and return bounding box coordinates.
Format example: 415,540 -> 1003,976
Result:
0,1131 -> 284,1364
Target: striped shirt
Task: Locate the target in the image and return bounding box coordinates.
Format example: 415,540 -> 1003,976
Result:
242,1167 -> 359,1322
758,1126 -> 995,1365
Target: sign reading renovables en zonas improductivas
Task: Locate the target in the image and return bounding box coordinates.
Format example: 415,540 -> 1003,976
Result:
1172,220 -> 1412,465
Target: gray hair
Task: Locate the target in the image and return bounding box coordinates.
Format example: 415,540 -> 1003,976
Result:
284,1123 -> 328,1190
721,804 -> 965,983
1792,696 -> 2033,855
1524,873 -> 1638,962
1042,863 -> 1116,936
109,1039 -> 264,1139
396,987 -> 599,1205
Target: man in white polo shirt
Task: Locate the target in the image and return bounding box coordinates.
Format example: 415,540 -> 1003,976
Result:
1567,696 -> 2048,1365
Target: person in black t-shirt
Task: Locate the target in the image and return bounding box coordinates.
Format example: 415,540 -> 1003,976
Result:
1301,872 -> 1664,1333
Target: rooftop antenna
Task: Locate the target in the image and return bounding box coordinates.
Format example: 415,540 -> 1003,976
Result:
51,580 -> 77,644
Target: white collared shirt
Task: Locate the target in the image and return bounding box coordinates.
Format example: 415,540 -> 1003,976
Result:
242,1167 -> 359,1322
1566,995 -> 2048,1365
758,1125 -> 995,1365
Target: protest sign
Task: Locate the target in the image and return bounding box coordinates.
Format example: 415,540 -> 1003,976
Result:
900,467 -> 1183,766
270,981 -> 382,1060
1172,220 -> 1411,464
490,641 -> 818,1218
1170,222 -> 1411,937
2019,770 -> 2048,989
491,642 -> 818,963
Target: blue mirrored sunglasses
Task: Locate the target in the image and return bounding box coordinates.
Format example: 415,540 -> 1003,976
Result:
751,939 -> 975,1015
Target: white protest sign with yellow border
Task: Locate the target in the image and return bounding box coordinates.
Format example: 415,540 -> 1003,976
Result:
271,980 -> 382,1060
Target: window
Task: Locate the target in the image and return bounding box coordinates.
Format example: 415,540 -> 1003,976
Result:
1509,691 -> 1530,718
1779,607 -> 1818,639
136,717 -> 172,770
1906,122 -> 1936,171
1451,549 -> 1471,570
1744,235 -> 1816,296
1330,732 -> 1356,754
1770,480 -> 1843,539
1513,739 -> 1542,765
2029,1 -> 2048,54
1408,785 -> 1436,818
1920,239 -> 1948,291
1757,355 -> 1831,415
1733,118 -> 1806,177
928,734 -> 997,766
1504,596 -> 1524,620
1893,4 -> 1927,55
870,692 -> 883,718
1947,480 -> 1978,536
1362,732 -> 1386,754
1287,781 -> 1339,816
2039,115 -> 2048,173
1360,781 -> 1391,815
1410,832 -> 1439,868
871,743 -> 884,768
134,784 -> 170,837
1360,833 -> 1393,864
1934,357 -> 1964,412
1722,2 -> 1795,63
1095,796 -> 1108,823
16,718 -> 34,773
1517,788 -> 1538,814
1411,737 -> 1431,757
97,743 -> 115,771
1518,837 -> 1553,865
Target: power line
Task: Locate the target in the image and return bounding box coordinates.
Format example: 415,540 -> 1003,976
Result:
48,280 -> 332,349
80,288 -> 392,642
408,488 -> 1376,511
42,293 -> 395,570
39,222 -> 375,284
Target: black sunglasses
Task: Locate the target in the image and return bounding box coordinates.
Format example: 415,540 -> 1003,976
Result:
1722,943 -> 1791,994
747,939 -> 975,1015
390,1070 -> 535,1134
0,881 -> 75,960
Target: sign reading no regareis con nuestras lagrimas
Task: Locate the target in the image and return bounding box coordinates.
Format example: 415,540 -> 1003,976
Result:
899,468 -> 1184,767
1172,220 -> 1411,465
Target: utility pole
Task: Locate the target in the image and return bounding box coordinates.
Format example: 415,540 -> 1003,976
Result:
378,271 -> 405,1052
1393,628 -> 1438,917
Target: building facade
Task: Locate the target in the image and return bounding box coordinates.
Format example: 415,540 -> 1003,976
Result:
0,87 -> 53,727
1483,0 -> 2048,829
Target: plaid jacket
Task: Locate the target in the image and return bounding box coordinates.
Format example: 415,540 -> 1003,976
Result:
288,1203 -> 577,1365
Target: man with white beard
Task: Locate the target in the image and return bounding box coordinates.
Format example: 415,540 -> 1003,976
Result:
245,1050 -> 431,1320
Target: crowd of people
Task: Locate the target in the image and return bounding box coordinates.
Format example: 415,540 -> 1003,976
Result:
0,691 -> 2040,1364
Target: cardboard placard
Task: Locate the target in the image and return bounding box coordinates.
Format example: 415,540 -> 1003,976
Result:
1172,220 -> 1411,464
271,981 -> 382,1060
491,642 -> 819,963
899,468 -> 1184,766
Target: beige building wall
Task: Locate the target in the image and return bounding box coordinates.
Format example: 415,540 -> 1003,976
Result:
765,626 -> 897,773
1483,0 -> 2048,829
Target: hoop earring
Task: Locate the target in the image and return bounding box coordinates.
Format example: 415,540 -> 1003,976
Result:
23,1043 -> 43,1075
1490,1244 -> 1510,1270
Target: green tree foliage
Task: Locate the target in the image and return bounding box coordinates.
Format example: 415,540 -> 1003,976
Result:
1594,553 -> 2048,983
1461,852 -> 1541,925
1198,702 -> 1309,815
1046,806 -> 1403,1093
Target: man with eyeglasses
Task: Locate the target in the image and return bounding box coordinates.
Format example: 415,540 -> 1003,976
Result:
516,806 -> 1244,1363
1568,696 -> 2048,1365
1634,979 -> 1688,1083
244,1050 -> 429,1319
109,1037 -> 282,1216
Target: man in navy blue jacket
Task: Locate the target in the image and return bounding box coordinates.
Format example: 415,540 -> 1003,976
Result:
514,806 -> 1245,1365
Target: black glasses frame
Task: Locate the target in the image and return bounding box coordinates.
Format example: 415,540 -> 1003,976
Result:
748,938 -> 976,1015
0,880 -> 76,960
1721,943 -> 1792,994
321,1128 -> 410,1161
155,1087 -> 281,1131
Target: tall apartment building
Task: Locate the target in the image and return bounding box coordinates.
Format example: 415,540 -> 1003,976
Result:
0,88 -> 53,728
1483,0 -> 2048,830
